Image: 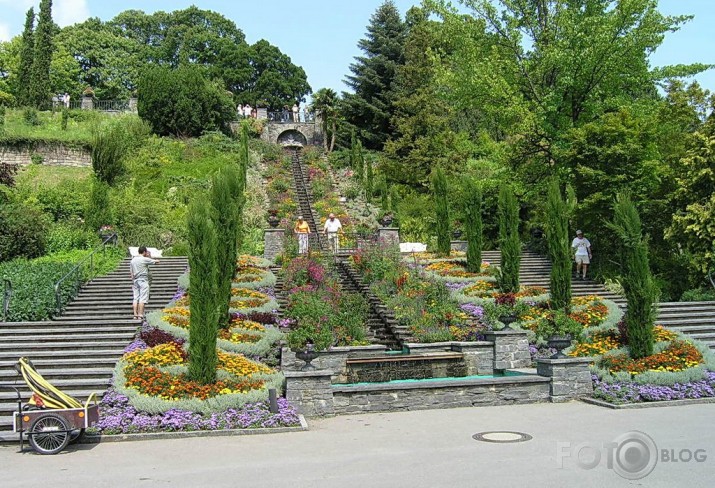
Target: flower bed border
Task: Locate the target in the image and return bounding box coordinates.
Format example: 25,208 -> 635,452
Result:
581,396 -> 715,410
80,415 -> 308,444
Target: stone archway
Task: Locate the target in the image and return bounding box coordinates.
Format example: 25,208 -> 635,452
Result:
277,129 -> 308,147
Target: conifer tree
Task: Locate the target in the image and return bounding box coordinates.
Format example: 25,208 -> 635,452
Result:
546,179 -> 574,312
609,193 -> 657,359
498,185 -> 521,293
432,167 -> 450,256
30,0 -> 54,110
17,9 -> 35,107
210,167 -> 242,329
464,179 -> 483,273
342,1 -> 407,149
187,196 -> 220,384
355,139 -> 365,183
365,153 -> 374,202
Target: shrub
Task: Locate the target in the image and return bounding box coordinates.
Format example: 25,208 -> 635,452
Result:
35,179 -> 88,221
0,91 -> 14,107
22,108 -> 40,126
0,259 -> 75,321
86,178 -> 112,232
61,108 -> 68,131
546,179 -> 574,312
138,65 -> 234,138
464,179 -> 483,273
45,222 -> 97,253
91,121 -> 129,186
0,202 -> 49,262
498,185 -> 521,293
432,167 -> 450,255
680,287 -> 715,302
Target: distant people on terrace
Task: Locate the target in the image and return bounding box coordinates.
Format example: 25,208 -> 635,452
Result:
243,104 -> 252,118
303,105 -> 310,123
292,103 -> 299,122
294,215 -> 311,254
323,213 -> 343,253
237,103 -> 244,118
572,230 -> 592,280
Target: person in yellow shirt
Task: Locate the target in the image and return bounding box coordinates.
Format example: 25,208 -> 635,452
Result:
294,216 -> 311,254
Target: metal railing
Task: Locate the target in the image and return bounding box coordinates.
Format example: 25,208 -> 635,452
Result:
2,278 -> 11,322
267,112 -> 314,124
53,233 -> 118,316
53,100 -> 133,112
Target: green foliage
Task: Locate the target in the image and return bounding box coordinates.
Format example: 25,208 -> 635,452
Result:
91,122 -> 127,185
497,185 -> 520,293
45,222 -> 96,253
365,154 -> 374,202
0,259 -> 73,321
546,179 -> 574,312
0,202 -> 48,262
210,165 -> 243,329
61,108 -> 68,131
312,88 -> 339,152
30,0 -> 54,110
86,178 -> 111,232
431,167 -> 450,255
535,311 -> 582,339
138,64 -> 235,137
680,288 -> 715,302
17,8 -> 35,107
187,197 -> 220,384
608,193 -> 657,359
464,179 -> 483,273
342,1 -> 407,149
23,108 -> 40,126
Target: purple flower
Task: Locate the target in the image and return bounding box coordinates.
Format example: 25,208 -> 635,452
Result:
460,303 -> 484,318
446,282 -> 469,292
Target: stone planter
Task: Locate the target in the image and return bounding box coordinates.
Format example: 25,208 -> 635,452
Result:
267,215 -> 280,228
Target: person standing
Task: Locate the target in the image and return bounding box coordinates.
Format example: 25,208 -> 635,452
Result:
303,105 -> 310,123
64,93 -> 70,108
243,103 -> 252,119
292,103 -> 299,122
237,103 -> 244,118
131,246 -> 160,320
571,230 -> 592,280
323,213 -> 343,253
294,215 -> 311,254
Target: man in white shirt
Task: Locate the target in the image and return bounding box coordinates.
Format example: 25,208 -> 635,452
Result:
571,230 -> 592,280
323,213 -> 342,253
131,246 -> 160,320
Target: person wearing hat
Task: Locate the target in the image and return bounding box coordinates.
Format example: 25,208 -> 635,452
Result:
294,215 -> 311,254
571,230 -> 592,280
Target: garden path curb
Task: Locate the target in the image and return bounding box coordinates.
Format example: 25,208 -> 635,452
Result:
78,415 -> 308,444
581,397 -> 715,409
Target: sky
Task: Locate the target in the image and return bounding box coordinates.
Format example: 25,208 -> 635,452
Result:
0,0 -> 713,96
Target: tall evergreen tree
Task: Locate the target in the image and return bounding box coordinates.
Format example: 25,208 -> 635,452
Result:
30,0 -> 54,110
365,153 -> 374,202
211,167 -> 243,329
432,167 -> 450,256
17,9 -> 35,107
187,196 -> 220,384
464,179 -> 483,273
609,193 -> 657,359
342,1 -> 406,150
546,179 -> 574,312
498,185 -> 521,293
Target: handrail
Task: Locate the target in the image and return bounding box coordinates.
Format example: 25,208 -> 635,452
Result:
708,271 -> 715,291
2,278 -> 11,322
53,232 -> 118,316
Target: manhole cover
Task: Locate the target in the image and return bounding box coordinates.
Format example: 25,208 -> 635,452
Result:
472,431 -> 533,443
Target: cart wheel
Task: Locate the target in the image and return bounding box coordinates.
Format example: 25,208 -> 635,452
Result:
28,413 -> 70,455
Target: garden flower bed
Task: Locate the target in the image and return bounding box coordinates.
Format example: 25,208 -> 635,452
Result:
423,260 -> 498,283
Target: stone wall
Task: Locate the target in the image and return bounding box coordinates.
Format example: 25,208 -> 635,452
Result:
263,229 -> 285,262
537,357 -> 594,403
281,345 -> 387,384
0,144 -> 91,167
261,122 -> 324,147
484,330 -> 531,372
332,376 -> 551,414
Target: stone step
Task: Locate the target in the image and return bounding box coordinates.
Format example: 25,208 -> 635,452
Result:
0,367 -> 114,381
0,333 -> 134,343
0,341 -> 128,352
0,326 -> 137,336
0,357 -> 120,369
0,319 -> 140,328
0,349 -> 126,361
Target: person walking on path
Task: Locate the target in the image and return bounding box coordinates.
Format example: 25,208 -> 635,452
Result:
323,213 -> 343,254
294,216 -> 311,254
131,246 -> 160,320
571,230 -> 592,280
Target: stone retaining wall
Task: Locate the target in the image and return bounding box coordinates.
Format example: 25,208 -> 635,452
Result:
332,376 -> 551,414
0,144 -> 91,167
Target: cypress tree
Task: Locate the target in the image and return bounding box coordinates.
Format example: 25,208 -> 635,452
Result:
61,107 -> 68,130
464,179 -> 483,273
389,186 -> 400,215
498,185 -> 521,293
431,167 -> 450,256
342,1 -> 407,149
365,153 -> 374,202
30,0 -> 54,110
379,179 -> 389,212
210,167 -> 242,329
17,9 -> 35,107
609,193 -> 657,359
355,139 -> 365,183
187,196 -> 220,384
546,179 -> 574,312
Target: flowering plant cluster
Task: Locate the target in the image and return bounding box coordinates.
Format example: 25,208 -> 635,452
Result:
600,340 -> 704,375
592,372 -> 715,404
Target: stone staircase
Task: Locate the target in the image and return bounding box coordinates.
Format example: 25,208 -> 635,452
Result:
289,150 -> 326,252
481,250 -> 715,349
0,256 -> 187,441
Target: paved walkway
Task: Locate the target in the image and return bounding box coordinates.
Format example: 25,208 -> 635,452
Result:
1,401 -> 713,487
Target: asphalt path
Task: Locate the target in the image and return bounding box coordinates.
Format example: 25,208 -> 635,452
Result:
1,401 -> 713,488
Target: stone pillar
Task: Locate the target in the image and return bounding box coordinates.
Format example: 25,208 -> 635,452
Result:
263,228 -> 285,262
450,240 -> 468,252
284,370 -> 335,417
377,227 -> 400,246
81,96 -> 94,110
484,330 -> 531,373
256,107 -> 268,120
128,97 -> 138,112
537,357 -> 594,403
451,342 -> 494,375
